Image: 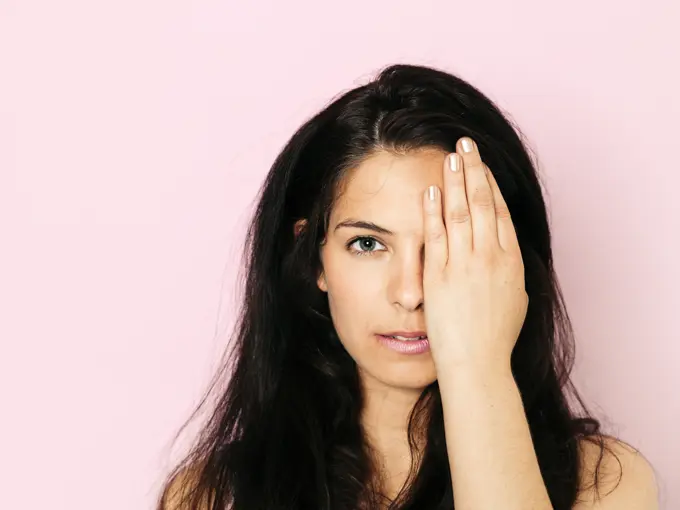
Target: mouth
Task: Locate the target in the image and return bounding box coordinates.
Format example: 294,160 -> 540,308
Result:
378,332 -> 428,342
376,333 -> 431,354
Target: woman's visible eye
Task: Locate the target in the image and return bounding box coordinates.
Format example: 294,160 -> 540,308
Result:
346,236 -> 387,256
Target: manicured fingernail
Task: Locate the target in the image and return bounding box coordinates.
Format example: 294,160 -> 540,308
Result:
428,185 -> 437,201
461,138 -> 474,153
449,153 -> 459,172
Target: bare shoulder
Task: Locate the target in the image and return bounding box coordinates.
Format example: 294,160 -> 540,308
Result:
573,435 -> 659,510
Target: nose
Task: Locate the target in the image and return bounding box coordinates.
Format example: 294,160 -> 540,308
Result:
387,246 -> 424,312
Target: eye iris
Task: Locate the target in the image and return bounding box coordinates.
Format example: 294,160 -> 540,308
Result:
360,238 -> 374,250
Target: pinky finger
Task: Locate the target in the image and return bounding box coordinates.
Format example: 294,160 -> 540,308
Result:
423,185 -> 448,276
485,166 -> 521,256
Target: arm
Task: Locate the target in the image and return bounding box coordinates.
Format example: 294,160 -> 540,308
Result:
438,366 -> 553,510
421,137 -> 658,510
438,367 -> 660,510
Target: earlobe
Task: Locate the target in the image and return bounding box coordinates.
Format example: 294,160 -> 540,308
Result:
298,218 -> 326,292
317,272 -> 327,292
294,219 -> 307,238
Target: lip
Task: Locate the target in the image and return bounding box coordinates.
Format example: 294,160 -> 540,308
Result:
380,331 -> 427,338
376,334 -> 431,354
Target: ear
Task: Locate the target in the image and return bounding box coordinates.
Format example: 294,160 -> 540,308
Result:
317,271 -> 327,292
293,218 -> 306,238
295,218 -> 328,292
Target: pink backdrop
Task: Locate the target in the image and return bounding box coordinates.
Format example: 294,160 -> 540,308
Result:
1,1 -> 677,508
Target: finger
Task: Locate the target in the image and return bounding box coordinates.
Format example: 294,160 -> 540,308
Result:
422,185 -> 447,276
456,137 -> 499,251
443,152 -> 473,256
485,165 -> 521,255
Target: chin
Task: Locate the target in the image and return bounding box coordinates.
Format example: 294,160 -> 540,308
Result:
364,362 -> 438,391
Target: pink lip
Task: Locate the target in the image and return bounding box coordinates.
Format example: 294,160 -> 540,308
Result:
380,331 -> 427,337
376,334 -> 431,354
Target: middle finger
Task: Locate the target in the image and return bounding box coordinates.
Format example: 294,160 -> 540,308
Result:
456,137 -> 499,252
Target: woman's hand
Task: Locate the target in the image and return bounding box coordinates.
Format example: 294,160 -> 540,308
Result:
422,137 -> 528,375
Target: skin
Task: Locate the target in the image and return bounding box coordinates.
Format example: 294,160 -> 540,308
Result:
312,147 -> 442,492
161,139 -> 659,510
310,139 -> 659,508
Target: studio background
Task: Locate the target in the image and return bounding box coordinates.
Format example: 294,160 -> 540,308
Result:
0,1 -> 677,508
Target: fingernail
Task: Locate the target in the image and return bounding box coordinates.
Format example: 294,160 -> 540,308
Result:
461,138 -> 474,153
449,153 -> 459,172
428,185 -> 437,201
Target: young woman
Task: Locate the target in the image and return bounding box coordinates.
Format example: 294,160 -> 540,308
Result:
156,64 -> 658,510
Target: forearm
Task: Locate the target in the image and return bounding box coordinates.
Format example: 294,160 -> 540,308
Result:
437,366 -> 553,510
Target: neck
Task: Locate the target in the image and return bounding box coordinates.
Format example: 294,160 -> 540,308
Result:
358,372 -> 430,498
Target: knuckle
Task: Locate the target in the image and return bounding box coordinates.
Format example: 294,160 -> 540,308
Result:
509,252 -> 526,273
476,247 -> 497,265
425,226 -> 446,243
470,187 -> 494,207
495,206 -> 512,219
446,208 -> 471,224
423,260 -> 444,278
494,251 -> 524,277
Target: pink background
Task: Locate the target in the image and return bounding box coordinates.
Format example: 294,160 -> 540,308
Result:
1,1 -> 678,508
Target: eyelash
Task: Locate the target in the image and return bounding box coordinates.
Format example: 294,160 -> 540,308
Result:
346,236 -> 387,256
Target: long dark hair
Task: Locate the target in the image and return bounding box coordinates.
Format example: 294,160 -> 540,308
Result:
156,63 -> 625,510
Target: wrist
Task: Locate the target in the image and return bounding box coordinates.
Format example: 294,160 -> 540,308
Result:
435,359 -> 515,387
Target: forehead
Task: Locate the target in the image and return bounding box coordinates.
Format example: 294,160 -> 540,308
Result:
330,148 -> 447,232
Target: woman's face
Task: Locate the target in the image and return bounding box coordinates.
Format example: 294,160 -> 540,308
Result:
317,148 -> 447,391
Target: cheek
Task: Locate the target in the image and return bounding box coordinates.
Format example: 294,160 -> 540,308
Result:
325,256 -> 384,336
325,248 -> 383,295
328,267 -> 380,314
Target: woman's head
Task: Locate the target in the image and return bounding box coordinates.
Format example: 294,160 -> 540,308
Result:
309,148 -> 445,393
158,64 -> 608,510
282,64 -> 551,393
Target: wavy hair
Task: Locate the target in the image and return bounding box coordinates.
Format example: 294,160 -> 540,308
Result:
156,63 -> 623,510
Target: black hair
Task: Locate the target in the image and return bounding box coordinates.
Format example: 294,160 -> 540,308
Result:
156,63 -> 627,510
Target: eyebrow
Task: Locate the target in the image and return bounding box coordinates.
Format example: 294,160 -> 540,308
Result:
333,219 -> 394,236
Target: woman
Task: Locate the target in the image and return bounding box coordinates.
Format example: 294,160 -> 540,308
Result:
157,64 -> 658,510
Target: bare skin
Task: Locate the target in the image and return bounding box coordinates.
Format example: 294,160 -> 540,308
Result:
162,145 -> 658,510
314,148 -> 444,500
312,144 -> 658,508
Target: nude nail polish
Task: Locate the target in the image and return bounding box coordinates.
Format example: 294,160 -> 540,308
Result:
449,153 -> 459,172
